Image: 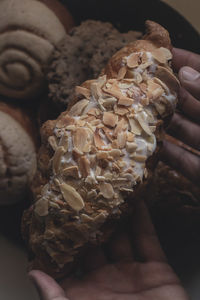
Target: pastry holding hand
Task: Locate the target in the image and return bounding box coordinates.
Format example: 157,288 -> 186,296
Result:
162,48 -> 200,184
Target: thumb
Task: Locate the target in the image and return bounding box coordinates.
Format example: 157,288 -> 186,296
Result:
179,66 -> 200,99
29,270 -> 69,300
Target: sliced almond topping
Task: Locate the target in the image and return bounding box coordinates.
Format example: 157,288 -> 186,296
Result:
114,118 -> 127,136
160,47 -> 172,60
76,119 -> 86,127
117,160 -> 126,168
102,127 -> 114,142
62,166 -> 79,179
118,96 -> 134,106
94,211 -> 108,223
111,139 -> 119,149
126,142 -> 137,153
95,165 -> 102,177
87,189 -> 97,200
56,115 -> 75,128
126,53 -> 139,68
114,106 -> 129,116
155,66 -> 180,92
83,143 -> 91,153
102,86 -> 121,100
75,86 -> 91,99
53,146 -> 65,174
81,214 -> 93,222
147,79 -> 164,100
69,99 -> 89,116
103,112 -> 118,128
141,52 -> 148,63
97,75 -> 107,88
73,128 -> 88,152
96,151 -> 109,160
109,149 -> 122,158
117,132 -> 126,148
48,136 -> 57,151
87,108 -> 99,116
104,172 -> 113,180
59,133 -> 68,151
99,182 -> 114,199
127,132 -> 135,142
103,97 -> 117,108
129,118 -> 142,135
60,183 -> 85,212
94,129 -> 105,149
66,125 -> 76,131
117,66 -> 127,80
79,156 -> 90,178
136,112 -> 152,136
130,154 -> 147,162
152,48 -> 168,64
91,82 -> 102,100
35,198 -> 49,217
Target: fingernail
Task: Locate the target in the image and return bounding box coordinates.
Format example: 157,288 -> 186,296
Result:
181,67 -> 200,81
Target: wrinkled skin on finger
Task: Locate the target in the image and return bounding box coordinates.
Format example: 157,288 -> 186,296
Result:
29,201 -> 189,300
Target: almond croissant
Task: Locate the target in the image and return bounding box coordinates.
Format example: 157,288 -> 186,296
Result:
22,21 -> 179,278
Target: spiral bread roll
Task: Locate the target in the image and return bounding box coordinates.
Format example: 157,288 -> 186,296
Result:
22,21 -> 180,277
0,103 -> 37,205
0,0 -> 73,100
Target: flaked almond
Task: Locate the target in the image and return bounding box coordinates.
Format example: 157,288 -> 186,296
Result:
136,112 -> 152,136
141,52 -> 148,63
104,172 -> 113,180
69,99 -> 89,116
118,96 -> 134,106
59,133 -> 68,151
147,79 -> 164,100
103,97 -> 117,108
66,125 -> 76,131
94,211 -> 108,223
152,47 -> 168,64
117,132 -> 126,148
81,214 -> 93,222
126,142 -> 137,153
129,118 -> 142,135
79,156 -> 90,178
102,86 -> 122,100
83,143 -> 91,153
126,53 -> 139,68
87,189 -> 97,199
111,139 -> 119,149
62,166 -> 79,179
117,160 -> 127,168
35,199 -> 48,217
96,151 -> 109,160
127,132 -> 135,142
114,106 -> 129,116
99,182 -> 114,199
76,119 -> 86,127
56,115 -> 75,128
154,102 -> 166,115
102,127 -> 114,142
60,183 -> 85,212
109,149 -> 122,158
117,66 -> 127,80
75,86 -> 91,99
91,82 -> 102,100
48,136 -> 57,151
155,66 -> 180,92
103,112 -> 118,128
94,129 -> 105,149
53,146 -> 65,174
114,118 -> 127,136
95,165 -> 102,176
97,75 -> 107,88
73,128 -> 88,152
130,153 -> 147,162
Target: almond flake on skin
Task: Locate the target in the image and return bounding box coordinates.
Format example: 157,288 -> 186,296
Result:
126,53 -> 139,68
53,146 -> 66,174
117,66 -> 127,80
75,86 -> 91,99
69,99 -> 89,116
60,183 -> 85,212
99,182 -> 114,199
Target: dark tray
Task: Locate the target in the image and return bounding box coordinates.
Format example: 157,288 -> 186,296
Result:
61,0 -> 200,53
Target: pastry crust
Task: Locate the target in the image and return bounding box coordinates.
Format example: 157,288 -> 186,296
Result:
22,21 -> 179,278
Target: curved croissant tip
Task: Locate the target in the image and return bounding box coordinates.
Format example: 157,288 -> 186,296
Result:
144,20 -> 172,50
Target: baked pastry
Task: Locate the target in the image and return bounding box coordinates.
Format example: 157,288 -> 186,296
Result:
0,102 -> 37,205
48,20 -> 142,109
22,21 -> 179,277
0,0 -> 73,100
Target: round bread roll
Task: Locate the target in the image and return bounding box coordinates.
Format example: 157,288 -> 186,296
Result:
0,103 -> 37,205
0,0 -> 73,100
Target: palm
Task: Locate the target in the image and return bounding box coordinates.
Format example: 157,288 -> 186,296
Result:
30,200 -> 189,300
63,261 -> 187,300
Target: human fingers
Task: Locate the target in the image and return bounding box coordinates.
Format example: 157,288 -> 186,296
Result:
168,113 -> 200,150
172,48 -> 200,72
29,270 -> 68,300
179,66 -> 200,99
161,140 -> 200,185
107,230 -> 134,262
131,200 -> 167,263
177,87 -> 200,123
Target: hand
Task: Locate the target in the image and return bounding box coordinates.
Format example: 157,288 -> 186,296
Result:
161,48 -> 200,184
29,200 -> 189,300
